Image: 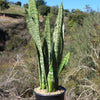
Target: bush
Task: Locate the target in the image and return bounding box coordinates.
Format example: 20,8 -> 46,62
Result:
0,0 -> 9,12
63,12 -> 100,99
50,6 -> 58,15
38,5 -> 50,16
67,11 -> 88,32
15,1 -> 21,6
23,3 -> 28,9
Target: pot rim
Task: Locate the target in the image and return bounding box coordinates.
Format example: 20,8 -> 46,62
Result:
33,86 -> 66,96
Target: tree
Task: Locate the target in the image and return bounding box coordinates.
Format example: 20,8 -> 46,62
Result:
36,0 -> 46,8
38,5 -> 50,16
0,0 -> 9,16
67,10 -> 87,30
71,9 -> 75,13
50,5 -> 58,15
15,1 -> 21,6
85,5 -> 91,13
23,3 -> 28,9
64,9 -> 70,16
74,9 -> 82,14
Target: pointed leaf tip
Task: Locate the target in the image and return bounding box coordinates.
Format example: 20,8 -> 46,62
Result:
65,52 -> 70,66
57,52 -> 70,77
60,2 -> 63,8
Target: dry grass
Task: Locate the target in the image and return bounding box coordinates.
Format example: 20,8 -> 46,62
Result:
0,4 -> 25,16
0,53 -> 38,100
0,16 -> 24,26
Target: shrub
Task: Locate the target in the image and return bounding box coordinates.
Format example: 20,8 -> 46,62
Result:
38,5 -> 50,16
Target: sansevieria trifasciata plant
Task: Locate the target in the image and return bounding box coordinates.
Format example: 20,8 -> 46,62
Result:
26,0 -> 70,92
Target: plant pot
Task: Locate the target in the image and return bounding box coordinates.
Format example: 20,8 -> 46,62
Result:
33,86 -> 66,100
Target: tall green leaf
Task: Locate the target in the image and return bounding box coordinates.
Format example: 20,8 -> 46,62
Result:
53,3 -> 63,60
44,14 -> 51,66
26,16 -> 46,89
57,52 -> 70,77
58,23 -> 64,67
52,3 -> 64,89
47,62 -> 54,92
26,0 -> 46,89
29,0 -> 40,35
42,14 -> 51,80
25,9 -> 42,87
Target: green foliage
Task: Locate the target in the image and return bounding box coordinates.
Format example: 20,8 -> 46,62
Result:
68,11 -> 87,26
0,0 -> 9,11
36,0 -> 46,8
58,12 -> 100,99
85,5 -> 91,13
58,52 -> 70,77
64,9 -> 70,16
38,5 -> 50,16
65,13 -> 100,97
50,6 -> 58,15
15,1 -> 21,6
26,0 -> 70,92
71,13 -> 100,69
66,10 -> 88,32
0,4 -> 25,15
23,3 -> 28,9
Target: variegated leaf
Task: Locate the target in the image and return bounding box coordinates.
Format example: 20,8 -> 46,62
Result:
53,3 -> 63,59
29,0 -> 40,35
44,14 -> 51,66
57,52 -> 70,77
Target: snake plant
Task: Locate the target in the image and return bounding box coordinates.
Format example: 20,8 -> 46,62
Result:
26,0 -> 70,92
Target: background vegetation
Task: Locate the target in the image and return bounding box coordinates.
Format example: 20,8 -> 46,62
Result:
0,0 -> 100,100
